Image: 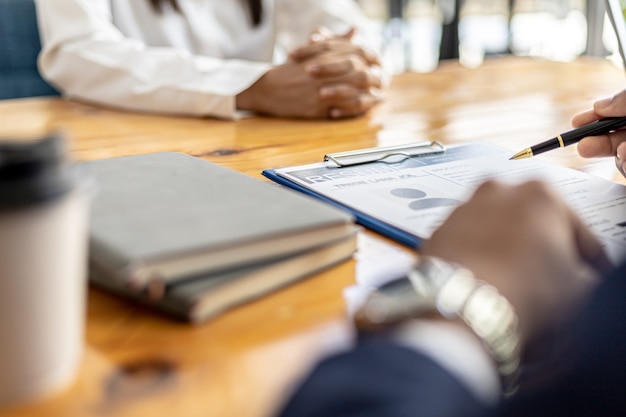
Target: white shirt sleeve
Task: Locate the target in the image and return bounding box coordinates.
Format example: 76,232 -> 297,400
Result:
393,319 -> 502,404
35,0 -> 271,119
274,0 -> 381,53
34,0 -> 383,119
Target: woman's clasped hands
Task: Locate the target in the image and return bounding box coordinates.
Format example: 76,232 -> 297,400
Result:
237,27 -> 385,119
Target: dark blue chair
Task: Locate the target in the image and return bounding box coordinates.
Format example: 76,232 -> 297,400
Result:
0,0 -> 59,99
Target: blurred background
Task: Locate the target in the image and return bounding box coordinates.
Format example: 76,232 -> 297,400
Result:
355,0 -> 623,73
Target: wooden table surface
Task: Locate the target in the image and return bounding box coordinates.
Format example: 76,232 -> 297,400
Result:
1,57 -> 625,417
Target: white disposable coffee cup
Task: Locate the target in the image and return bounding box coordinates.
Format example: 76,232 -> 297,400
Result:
0,134 -> 90,407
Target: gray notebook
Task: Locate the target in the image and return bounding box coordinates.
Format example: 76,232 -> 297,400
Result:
89,232 -> 357,323
85,152 -> 355,291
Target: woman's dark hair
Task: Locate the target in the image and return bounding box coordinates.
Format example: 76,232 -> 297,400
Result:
148,0 -> 262,26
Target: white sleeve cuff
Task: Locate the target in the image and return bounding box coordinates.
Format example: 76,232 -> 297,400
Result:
393,319 -> 501,404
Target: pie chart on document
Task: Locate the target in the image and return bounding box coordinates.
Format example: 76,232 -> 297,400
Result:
390,187 -> 461,211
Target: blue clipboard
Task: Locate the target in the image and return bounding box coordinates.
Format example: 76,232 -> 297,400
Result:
262,141 -> 447,248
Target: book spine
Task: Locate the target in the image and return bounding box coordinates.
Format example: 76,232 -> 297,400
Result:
89,237 -> 147,288
89,261 -> 193,321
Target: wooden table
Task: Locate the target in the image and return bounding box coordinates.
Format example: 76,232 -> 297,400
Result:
1,57 -> 625,417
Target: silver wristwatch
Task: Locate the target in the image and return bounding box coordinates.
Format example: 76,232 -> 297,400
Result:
355,256 -> 521,395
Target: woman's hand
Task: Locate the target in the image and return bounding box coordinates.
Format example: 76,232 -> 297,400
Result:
304,50 -> 384,119
237,27 -> 385,119
236,56 -> 382,119
572,89 -> 626,177
289,27 -> 381,67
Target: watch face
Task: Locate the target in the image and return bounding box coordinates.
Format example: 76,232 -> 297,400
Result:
356,257 -> 469,328
372,275 -> 436,318
411,257 -> 460,295
377,275 -> 415,296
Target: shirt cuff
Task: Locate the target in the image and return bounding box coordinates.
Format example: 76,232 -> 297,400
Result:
194,58 -> 271,119
393,319 -> 501,404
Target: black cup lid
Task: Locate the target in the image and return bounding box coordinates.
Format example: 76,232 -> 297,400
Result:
0,133 -> 78,210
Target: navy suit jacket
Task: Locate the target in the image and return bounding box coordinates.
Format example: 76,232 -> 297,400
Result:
278,261 -> 626,417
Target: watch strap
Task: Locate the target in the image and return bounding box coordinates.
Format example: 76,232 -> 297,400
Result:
436,268 -> 521,395
355,256 -> 521,395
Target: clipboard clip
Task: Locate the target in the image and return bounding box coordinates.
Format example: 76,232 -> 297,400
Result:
324,141 -> 446,167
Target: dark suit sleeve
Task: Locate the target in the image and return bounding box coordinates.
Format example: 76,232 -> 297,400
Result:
278,261 -> 626,417
277,335 -> 486,417
497,260 -> 626,417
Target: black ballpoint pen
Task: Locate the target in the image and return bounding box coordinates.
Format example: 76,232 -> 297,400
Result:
510,116 -> 626,160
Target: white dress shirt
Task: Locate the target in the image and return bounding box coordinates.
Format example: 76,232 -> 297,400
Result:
34,0 -> 376,119
394,319 -> 502,404
351,238 -> 502,404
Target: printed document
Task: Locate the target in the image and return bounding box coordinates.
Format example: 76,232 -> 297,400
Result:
275,143 -> 626,263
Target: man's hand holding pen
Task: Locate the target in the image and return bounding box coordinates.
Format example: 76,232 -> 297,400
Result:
572,90 -> 626,178
510,89 -> 626,180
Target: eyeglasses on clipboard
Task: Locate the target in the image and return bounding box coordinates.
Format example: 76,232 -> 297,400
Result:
324,141 -> 446,167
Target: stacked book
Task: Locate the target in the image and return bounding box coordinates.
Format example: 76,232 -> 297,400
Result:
85,152 -> 357,323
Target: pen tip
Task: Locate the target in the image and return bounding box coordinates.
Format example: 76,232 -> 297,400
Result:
509,148 -> 533,160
